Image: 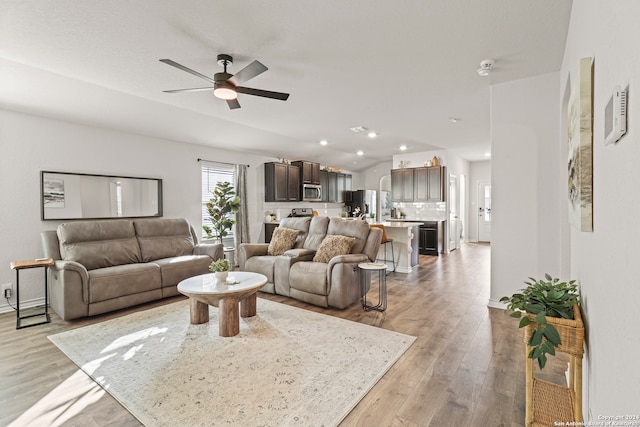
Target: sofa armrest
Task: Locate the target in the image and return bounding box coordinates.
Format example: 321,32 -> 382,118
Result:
48,260 -> 92,319
237,243 -> 269,270
193,243 -> 224,261
51,260 -> 89,280
327,253 -> 369,270
282,248 -> 316,258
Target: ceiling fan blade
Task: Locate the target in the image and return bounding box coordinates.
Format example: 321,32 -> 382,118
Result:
159,59 -> 216,85
228,60 -> 268,86
163,87 -> 214,93
236,86 -> 289,101
227,99 -> 241,109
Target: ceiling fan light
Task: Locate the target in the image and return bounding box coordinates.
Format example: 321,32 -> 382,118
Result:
214,87 -> 237,100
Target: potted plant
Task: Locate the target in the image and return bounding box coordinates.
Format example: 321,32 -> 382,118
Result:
203,181 -> 241,244
209,258 -> 231,282
500,274 -> 580,369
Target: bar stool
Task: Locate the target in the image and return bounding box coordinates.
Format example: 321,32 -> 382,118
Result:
369,224 -> 395,273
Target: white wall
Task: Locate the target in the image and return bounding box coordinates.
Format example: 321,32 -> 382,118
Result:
0,109 -> 273,311
561,0 -> 640,417
489,72 -> 563,308
468,160 -> 491,242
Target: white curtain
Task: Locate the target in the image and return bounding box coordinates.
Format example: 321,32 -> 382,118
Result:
235,164 -> 250,247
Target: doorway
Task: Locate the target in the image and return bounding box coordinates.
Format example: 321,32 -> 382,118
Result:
478,180 -> 491,242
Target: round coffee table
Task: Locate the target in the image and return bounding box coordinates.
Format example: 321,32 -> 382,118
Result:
177,271 -> 267,337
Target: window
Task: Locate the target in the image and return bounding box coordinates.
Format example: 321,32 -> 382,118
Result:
201,162 -> 236,239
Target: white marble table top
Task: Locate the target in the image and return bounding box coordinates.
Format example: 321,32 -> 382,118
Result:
178,272 -> 267,296
358,262 -> 389,270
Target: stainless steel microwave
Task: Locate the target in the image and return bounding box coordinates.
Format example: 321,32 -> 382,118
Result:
302,184 -> 322,201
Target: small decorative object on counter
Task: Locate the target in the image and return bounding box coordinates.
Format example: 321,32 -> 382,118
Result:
400,211 -> 406,219
352,207 -> 361,218
431,156 -> 439,166
424,160 -> 432,167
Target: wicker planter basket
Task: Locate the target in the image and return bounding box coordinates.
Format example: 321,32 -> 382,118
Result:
524,305 -> 584,427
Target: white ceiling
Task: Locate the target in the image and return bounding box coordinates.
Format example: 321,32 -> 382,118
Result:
0,1 -> 572,172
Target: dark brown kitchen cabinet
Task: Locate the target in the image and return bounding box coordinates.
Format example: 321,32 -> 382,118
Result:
319,170 -> 352,203
391,168 -> 414,202
292,161 -> 320,184
419,221 -> 443,255
265,162 -> 300,202
414,166 -> 446,202
264,222 -> 278,243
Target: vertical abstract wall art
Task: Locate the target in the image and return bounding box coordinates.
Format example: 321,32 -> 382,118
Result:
567,57 -> 594,232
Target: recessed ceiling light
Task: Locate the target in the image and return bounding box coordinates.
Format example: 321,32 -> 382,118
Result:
367,131 -> 377,138
449,117 -> 458,123
357,150 -> 364,156
484,152 -> 491,157
399,145 -> 407,151
319,139 -> 328,146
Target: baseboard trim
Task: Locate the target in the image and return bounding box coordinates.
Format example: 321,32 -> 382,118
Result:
0,297 -> 46,314
487,298 -> 506,310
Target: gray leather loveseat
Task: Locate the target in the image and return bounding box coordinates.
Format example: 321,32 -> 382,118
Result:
41,218 -> 223,320
238,216 -> 382,309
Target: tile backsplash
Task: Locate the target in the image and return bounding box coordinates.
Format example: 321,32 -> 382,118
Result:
391,202 -> 447,221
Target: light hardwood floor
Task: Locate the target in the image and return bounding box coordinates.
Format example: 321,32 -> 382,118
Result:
0,243 -> 546,426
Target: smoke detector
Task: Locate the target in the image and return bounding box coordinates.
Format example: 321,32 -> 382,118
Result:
477,59 -> 495,76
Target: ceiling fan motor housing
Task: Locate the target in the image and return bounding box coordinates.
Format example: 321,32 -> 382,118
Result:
217,54 -> 233,67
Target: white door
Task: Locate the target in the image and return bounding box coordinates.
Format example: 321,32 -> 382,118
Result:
449,175 -> 459,250
478,181 -> 491,242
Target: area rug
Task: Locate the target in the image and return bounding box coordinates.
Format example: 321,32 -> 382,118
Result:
48,299 -> 415,426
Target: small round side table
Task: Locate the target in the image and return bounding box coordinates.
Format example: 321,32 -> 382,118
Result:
358,262 -> 388,312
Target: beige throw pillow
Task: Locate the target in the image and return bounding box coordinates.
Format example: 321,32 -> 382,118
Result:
267,227 -> 300,256
312,235 -> 355,263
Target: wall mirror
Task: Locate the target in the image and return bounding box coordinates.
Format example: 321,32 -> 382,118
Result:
41,171 -> 163,221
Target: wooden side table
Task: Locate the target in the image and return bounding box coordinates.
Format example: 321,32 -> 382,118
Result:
9,258 -> 54,329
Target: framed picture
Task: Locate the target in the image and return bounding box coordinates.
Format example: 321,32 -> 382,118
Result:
567,57 -> 594,232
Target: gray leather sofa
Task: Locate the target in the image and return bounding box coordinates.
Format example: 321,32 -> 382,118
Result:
238,216 -> 382,309
41,218 -> 223,320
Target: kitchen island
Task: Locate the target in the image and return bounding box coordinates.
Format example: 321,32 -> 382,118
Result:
377,221 -> 422,273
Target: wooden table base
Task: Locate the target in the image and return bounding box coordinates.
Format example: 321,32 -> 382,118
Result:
187,293 -> 259,337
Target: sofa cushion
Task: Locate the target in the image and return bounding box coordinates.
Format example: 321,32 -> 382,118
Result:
58,220 -> 142,270
327,218 -> 370,254
134,218 -> 195,262
88,263 -> 161,303
152,255 -> 212,287
290,261 -> 329,295
278,217 -> 312,248
312,235 -> 355,263
303,216 -> 330,250
267,227 -> 300,256
244,256 -> 277,283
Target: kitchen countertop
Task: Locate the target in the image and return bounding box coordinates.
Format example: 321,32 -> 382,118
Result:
380,221 -> 423,228
386,219 -> 444,223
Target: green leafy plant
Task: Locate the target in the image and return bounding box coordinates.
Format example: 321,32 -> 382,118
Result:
500,274 -> 579,369
202,181 -> 241,244
209,258 -> 231,272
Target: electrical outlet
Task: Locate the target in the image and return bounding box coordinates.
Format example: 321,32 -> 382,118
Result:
2,283 -> 12,299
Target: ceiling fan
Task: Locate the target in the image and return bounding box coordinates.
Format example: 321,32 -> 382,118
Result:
159,54 -> 289,109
